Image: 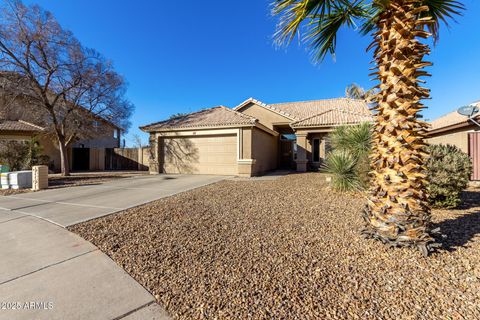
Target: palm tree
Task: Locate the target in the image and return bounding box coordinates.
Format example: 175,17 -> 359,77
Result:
272,0 -> 463,255
345,83 -> 367,99
345,83 -> 377,102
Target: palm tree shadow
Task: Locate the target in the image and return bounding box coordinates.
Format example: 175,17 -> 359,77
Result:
433,191 -> 480,252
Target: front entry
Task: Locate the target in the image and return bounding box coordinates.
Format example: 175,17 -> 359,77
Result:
279,135 -> 296,169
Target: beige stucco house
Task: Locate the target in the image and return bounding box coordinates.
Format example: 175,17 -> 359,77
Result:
0,118 -> 121,172
141,97 -> 372,177
427,101 -> 480,180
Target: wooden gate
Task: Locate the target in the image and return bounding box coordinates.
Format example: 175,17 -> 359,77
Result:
468,132 -> 480,180
105,148 -> 149,171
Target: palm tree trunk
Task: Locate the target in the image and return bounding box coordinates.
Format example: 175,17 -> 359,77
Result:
362,0 -> 439,255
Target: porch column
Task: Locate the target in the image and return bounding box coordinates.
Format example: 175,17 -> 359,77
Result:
148,132 -> 159,174
295,133 -> 308,172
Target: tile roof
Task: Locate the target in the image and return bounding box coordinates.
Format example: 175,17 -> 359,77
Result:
291,109 -> 373,128
233,98 -> 297,120
270,98 -> 370,121
0,120 -> 44,132
429,102 -> 480,132
140,106 -> 257,132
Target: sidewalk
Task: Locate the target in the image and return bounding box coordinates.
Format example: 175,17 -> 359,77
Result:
0,210 -> 170,320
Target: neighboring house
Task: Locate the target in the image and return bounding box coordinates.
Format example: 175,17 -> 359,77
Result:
0,119 -> 44,140
141,97 -> 372,177
427,101 -> 480,180
0,117 -> 122,173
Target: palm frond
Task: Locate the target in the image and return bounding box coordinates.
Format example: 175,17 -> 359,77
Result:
272,0 -> 370,62
419,0 -> 464,41
272,0 -> 334,46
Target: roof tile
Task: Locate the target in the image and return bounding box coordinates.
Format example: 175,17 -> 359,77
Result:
291,109 -> 373,128
141,106 -> 256,131
0,120 -> 44,132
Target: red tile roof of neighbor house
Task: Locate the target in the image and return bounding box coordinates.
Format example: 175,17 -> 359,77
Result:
0,119 -> 44,132
140,106 -> 257,131
429,101 -> 480,133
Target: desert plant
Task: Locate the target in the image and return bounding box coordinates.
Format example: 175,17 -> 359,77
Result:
272,0 -> 464,254
426,144 -> 472,208
327,122 -> 372,190
325,150 -> 362,192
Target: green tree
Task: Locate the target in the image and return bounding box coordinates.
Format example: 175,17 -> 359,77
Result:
272,0 -> 463,255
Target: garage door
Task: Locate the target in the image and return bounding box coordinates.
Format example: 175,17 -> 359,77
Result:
162,134 -> 237,175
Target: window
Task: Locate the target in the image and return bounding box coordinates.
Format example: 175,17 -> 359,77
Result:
93,120 -> 100,132
313,139 -> 320,162
280,134 -> 296,141
113,129 -> 118,139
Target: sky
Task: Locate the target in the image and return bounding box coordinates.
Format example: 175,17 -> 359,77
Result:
20,0 -> 480,146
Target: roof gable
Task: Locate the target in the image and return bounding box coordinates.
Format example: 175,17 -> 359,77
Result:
234,98 -> 296,121
140,106 -> 257,132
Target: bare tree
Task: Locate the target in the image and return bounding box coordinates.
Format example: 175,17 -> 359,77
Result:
132,134 -> 145,148
0,0 -> 134,175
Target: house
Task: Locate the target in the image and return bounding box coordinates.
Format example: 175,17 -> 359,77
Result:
0,117 -> 122,173
427,101 -> 480,180
0,119 -> 44,140
141,97 -> 372,177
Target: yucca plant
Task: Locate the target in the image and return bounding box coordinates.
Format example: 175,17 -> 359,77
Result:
325,150 -> 362,192
329,122 -> 372,188
272,0 -> 464,255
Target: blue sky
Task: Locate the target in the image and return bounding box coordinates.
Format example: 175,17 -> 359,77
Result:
22,0 -> 480,146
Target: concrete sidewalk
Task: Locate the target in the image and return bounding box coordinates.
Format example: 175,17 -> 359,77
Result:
0,174 -> 228,319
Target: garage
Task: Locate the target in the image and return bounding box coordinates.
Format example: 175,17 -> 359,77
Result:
161,134 -> 237,175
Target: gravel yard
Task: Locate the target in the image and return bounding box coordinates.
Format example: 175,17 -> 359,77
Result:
71,173 -> 480,319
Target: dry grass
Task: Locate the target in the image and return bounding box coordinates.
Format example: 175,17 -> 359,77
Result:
71,173 -> 480,319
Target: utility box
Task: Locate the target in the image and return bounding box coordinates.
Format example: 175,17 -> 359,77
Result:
0,173 -> 9,189
9,171 -> 33,189
32,165 -> 48,191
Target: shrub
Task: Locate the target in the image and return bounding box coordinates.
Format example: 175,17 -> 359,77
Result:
0,140 -> 29,171
0,138 -> 49,171
426,144 -> 472,208
325,122 -> 372,191
325,150 -> 362,192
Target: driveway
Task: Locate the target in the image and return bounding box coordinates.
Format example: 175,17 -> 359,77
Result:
0,174 -> 227,227
0,174 -> 228,320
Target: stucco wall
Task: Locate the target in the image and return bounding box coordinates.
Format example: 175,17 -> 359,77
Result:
72,127 -> 120,148
427,125 -> 480,154
252,127 -> 278,175
238,103 -> 291,130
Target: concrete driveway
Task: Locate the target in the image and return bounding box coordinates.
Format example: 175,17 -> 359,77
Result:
0,174 -> 227,227
0,174 -> 227,320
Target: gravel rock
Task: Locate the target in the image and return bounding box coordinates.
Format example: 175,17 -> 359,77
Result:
70,173 -> 480,319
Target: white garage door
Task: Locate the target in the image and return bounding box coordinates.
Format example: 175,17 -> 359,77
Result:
162,134 -> 237,175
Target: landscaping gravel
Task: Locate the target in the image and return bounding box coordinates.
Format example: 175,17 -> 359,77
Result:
71,173 -> 480,319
